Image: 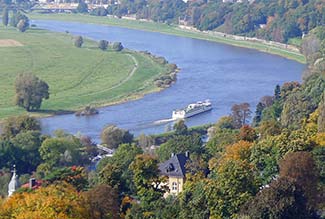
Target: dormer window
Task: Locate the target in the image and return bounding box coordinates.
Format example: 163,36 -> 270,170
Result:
166,163 -> 174,172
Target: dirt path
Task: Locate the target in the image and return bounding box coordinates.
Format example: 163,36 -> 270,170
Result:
0,39 -> 23,47
64,53 -> 139,98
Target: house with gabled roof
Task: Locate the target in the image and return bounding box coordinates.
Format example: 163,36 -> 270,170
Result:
158,152 -> 190,197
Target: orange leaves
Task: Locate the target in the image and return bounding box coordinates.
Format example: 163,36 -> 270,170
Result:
222,140 -> 253,163
0,183 -> 89,219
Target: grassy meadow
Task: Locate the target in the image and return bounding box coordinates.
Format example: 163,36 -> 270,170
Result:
0,26 -> 171,119
30,13 -> 306,64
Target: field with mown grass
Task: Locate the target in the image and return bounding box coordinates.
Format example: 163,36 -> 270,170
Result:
0,26 -> 171,119
30,13 -> 306,64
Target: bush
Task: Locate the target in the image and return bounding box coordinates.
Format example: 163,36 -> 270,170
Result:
74,36 -> 83,48
111,42 -> 123,51
98,40 -> 109,51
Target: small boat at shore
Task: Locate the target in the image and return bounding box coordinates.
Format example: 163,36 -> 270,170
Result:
172,100 -> 212,119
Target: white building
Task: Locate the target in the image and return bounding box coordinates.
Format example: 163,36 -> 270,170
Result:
8,166 -> 20,197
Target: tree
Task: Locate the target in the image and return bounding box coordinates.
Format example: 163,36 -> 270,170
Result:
98,40 -> 109,51
156,133 -> 203,162
318,93 -> 325,132
274,84 -> 281,100
129,154 -> 167,211
0,183 -> 90,219
10,130 -> 43,173
15,73 -> 49,111
84,184 -> 120,219
77,1 -> 88,13
10,12 -> 28,28
312,146 -> 325,185
1,115 -> 40,139
98,143 -> 142,192
39,137 -> 85,171
100,125 -> 133,149
252,102 -> 265,126
279,151 -> 319,208
17,19 -> 28,32
112,42 -> 123,51
173,119 -> 187,135
231,102 -> 251,129
238,125 -> 258,142
206,159 -> 260,218
43,166 -> 88,191
74,36 -> 84,48
240,177 -> 312,219
2,7 -> 8,26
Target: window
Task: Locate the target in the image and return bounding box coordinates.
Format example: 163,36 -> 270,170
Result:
172,182 -> 178,191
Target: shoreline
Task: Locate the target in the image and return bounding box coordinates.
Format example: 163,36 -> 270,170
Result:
0,68 -> 180,122
29,13 -> 306,64
0,26 -> 178,121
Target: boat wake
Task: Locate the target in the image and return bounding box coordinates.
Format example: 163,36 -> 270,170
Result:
153,118 -> 176,125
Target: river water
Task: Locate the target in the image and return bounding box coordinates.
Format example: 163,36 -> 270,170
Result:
32,20 -> 305,142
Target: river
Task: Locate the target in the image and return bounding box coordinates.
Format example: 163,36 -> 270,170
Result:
32,20 -> 305,142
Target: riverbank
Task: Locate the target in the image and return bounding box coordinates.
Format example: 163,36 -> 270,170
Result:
29,13 -> 306,64
0,26 -> 175,120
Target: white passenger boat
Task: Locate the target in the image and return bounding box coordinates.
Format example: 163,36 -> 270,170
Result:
172,100 -> 212,119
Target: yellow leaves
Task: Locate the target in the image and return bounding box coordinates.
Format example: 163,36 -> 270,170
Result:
0,183 -> 89,219
314,132 -> 325,146
221,141 -> 253,163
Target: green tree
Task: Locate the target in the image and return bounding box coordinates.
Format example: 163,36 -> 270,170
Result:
112,42 -> 123,51
129,154 -> 167,211
156,133 -> 202,161
252,102 -> 265,126
10,12 -> 28,28
10,130 -> 43,173
274,84 -> 281,100
74,36 -> 84,48
100,125 -> 133,149
179,180 -> 209,219
1,115 -> 40,139
2,7 -> 9,26
39,137 -> 84,171
173,119 -> 188,135
206,159 -> 260,218
318,93 -> 325,132
77,1 -> 88,13
98,143 -> 142,192
44,166 -> 88,191
98,40 -> 109,51
312,146 -> 325,185
15,73 -> 49,111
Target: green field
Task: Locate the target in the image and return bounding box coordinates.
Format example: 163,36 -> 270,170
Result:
30,13 -> 306,64
0,27 -> 171,119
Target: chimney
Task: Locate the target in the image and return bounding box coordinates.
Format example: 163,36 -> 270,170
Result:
29,178 -> 36,189
171,153 -> 175,158
185,151 -> 189,157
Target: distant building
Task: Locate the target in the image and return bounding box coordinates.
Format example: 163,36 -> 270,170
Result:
158,152 -> 190,197
8,166 -> 20,197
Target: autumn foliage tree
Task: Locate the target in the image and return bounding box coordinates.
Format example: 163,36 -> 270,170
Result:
84,184 -> 120,219
0,183 -> 90,219
279,151 -> 319,208
231,103 -> 251,128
